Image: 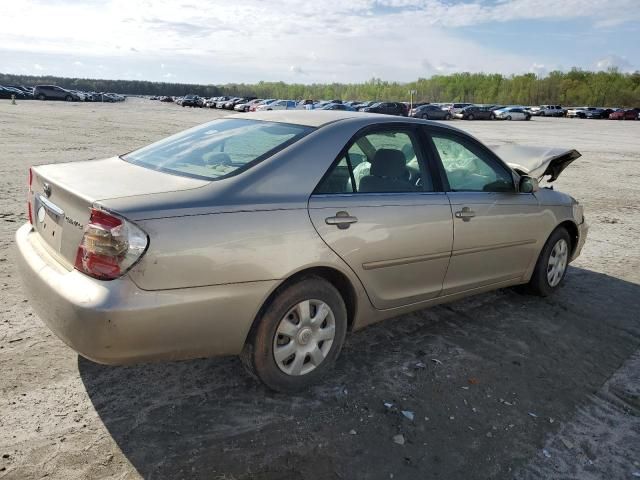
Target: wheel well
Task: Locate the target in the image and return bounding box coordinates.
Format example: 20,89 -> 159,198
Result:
557,220 -> 579,256
245,267 -> 358,343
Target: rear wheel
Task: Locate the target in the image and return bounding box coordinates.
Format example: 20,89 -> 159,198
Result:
241,277 -> 347,392
490,113 -> 496,120
37,94 -> 46,101
65,95 -> 73,102
445,113 -> 452,120
524,228 -> 571,296
422,113 -> 430,120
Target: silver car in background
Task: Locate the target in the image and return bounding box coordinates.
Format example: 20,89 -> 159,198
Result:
16,111 -> 587,392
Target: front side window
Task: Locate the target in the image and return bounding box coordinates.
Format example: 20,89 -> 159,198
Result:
316,129 -> 432,194
123,119 -> 312,180
431,134 -> 514,192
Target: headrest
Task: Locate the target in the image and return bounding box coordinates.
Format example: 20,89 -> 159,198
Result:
370,149 -> 406,178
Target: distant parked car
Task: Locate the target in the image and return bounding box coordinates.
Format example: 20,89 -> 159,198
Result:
181,95 -> 201,107
566,107 -> 598,118
584,108 -> 609,119
256,100 -> 297,111
235,98 -> 264,112
33,85 -> 82,101
249,99 -> 276,112
320,103 -> 356,111
160,96 -> 174,103
530,105 -> 565,117
608,109 -> 637,120
360,102 -> 407,116
455,105 -> 496,120
442,103 -> 473,115
494,107 -> 531,121
409,104 -> 452,120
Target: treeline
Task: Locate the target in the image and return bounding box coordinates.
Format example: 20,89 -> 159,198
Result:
2,69 -> 639,106
0,73 -> 222,97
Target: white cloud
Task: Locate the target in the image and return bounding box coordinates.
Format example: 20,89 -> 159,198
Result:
595,54 -> 634,72
0,0 -> 637,83
73,60 -> 83,66
163,72 -> 175,78
33,63 -> 44,71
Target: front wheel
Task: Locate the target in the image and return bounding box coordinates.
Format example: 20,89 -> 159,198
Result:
490,113 -> 496,120
38,94 -> 46,100
506,115 -> 512,120
524,228 -> 571,296
65,95 -> 73,101
241,277 -> 347,392
467,114 -> 474,120
445,113 -> 452,120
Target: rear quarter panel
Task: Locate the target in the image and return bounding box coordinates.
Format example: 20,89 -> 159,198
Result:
128,209 -> 355,290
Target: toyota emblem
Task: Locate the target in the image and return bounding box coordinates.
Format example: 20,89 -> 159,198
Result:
43,183 -> 52,198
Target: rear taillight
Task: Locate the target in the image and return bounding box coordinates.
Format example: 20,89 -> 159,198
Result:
27,167 -> 33,225
74,208 -> 148,280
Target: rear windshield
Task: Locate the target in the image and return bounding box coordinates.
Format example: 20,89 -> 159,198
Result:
123,119 -> 313,180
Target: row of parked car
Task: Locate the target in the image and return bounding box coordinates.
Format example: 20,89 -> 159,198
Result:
0,84 -> 126,102
151,95 -> 640,121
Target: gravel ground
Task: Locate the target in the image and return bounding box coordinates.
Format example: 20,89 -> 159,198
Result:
0,98 -> 638,480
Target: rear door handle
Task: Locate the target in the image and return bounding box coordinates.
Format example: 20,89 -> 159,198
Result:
454,207 -> 475,221
325,211 -> 358,229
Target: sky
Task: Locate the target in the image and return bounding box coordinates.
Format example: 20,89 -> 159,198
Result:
0,0 -> 638,84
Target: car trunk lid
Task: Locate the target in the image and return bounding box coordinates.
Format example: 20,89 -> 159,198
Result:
489,145 -> 581,182
29,157 -> 208,268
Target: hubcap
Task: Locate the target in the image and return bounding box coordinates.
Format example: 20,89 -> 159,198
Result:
547,239 -> 568,287
273,299 -> 336,376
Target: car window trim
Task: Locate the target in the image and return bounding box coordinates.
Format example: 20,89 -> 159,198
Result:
312,121 -> 441,196
422,125 -> 516,193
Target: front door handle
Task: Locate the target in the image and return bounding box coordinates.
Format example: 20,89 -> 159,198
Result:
325,211 -> 358,229
454,207 -> 476,222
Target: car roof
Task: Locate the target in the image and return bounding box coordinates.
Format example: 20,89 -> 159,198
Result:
234,110 -> 370,127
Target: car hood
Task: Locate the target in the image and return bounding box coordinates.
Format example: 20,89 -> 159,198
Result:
489,145 -> 581,182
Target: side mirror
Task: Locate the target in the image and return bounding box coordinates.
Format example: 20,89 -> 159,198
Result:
519,175 -> 539,193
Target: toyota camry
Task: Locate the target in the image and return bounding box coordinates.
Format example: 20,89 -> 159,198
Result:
16,111 -> 587,392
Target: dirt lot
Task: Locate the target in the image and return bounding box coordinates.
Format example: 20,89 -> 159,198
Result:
0,99 -> 639,480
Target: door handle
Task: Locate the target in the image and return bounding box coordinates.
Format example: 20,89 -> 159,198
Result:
454,207 -> 475,222
325,211 -> 358,229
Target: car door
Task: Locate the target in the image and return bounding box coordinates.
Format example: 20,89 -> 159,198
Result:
308,125 -> 453,310
425,128 -> 542,295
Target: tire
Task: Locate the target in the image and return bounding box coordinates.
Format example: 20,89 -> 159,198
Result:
490,113 -> 495,120
506,115 -> 512,121
467,114 -> 474,120
65,95 -> 73,102
445,113 -> 452,120
241,276 -> 348,393
539,112 -> 545,117
525,115 -> 531,121
422,114 -> 430,120
524,228 -> 571,297
38,94 -> 46,101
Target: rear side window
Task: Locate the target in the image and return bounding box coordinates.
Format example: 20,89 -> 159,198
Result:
123,119 -> 312,180
315,130 -> 433,194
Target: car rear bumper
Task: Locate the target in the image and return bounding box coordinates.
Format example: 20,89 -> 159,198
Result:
15,223 -> 275,365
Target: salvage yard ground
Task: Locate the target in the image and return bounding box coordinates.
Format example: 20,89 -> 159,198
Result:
0,98 -> 639,480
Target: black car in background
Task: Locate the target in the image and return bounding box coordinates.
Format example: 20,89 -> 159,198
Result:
409,104 -> 452,120
33,85 -> 82,101
181,95 -> 201,107
360,102 -> 407,116
455,105 -> 496,120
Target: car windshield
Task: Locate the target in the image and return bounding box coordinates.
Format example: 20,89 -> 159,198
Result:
123,119 -> 313,180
